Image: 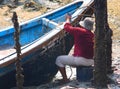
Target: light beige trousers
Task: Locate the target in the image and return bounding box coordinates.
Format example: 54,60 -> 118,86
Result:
56,55 -> 94,67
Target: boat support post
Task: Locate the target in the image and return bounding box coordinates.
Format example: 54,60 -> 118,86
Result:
12,12 -> 24,89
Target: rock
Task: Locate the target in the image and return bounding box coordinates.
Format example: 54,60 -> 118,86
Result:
23,0 -> 43,11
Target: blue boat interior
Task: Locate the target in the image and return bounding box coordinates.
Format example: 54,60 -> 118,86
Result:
0,1 -> 83,53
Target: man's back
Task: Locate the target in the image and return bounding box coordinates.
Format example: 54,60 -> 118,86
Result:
64,23 -> 94,59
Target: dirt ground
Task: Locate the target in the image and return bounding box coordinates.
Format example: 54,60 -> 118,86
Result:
107,0 -> 120,40
0,0 -> 73,29
108,0 -> 120,17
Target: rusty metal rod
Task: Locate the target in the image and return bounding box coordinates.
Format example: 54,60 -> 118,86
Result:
12,12 -> 24,89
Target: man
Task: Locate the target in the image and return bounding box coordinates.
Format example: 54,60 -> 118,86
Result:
55,14 -> 94,83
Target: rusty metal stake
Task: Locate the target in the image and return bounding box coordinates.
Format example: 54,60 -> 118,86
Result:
12,12 -> 24,89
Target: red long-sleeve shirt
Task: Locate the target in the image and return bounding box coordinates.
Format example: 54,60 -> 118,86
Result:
64,23 -> 94,59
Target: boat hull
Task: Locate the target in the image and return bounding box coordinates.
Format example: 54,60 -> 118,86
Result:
0,31 -> 74,89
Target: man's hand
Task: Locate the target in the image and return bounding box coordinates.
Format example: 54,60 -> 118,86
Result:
65,14 -> 71,23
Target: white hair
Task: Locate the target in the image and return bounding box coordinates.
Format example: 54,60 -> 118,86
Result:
79,17 -> 94,30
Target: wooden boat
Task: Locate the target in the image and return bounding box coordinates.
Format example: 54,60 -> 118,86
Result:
0,0 -> 94,88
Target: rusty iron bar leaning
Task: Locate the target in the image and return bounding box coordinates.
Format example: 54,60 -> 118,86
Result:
12,12 -> 24,89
